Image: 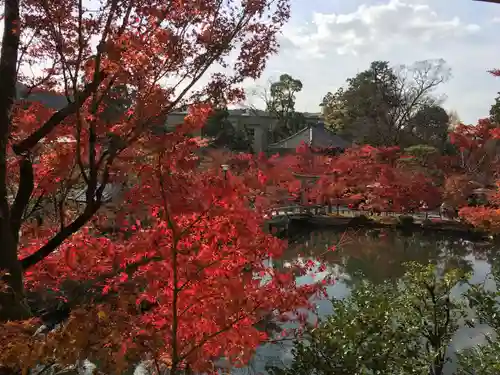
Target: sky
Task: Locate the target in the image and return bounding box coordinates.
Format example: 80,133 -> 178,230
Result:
243,0 -> 500,124
3,0 -> 498,124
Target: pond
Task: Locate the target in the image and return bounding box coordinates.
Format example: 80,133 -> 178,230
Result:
233,227 -> 500,375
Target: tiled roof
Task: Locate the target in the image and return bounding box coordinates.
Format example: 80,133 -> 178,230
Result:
268,122 -> 350,150
16,83 -> 68,109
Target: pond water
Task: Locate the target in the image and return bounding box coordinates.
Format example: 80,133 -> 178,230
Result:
233,227 -> 500,375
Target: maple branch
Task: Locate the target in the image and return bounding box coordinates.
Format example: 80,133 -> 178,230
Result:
74,0 -> 85,81
22,190 -> 46,222
179,305 -> 262,363
177,259 -> 220,293
83,1 -> 120,198
10,155 -> 34,240
156,153 -> 179,235
15,27 -> 40,77
12,77 -> 106,155
75,112 -> 89,185
20,173 -> 111,270
155,158 -> 182,374
19,123 -> 118,269
177,292 -> 220,318
20,207 -> 96,269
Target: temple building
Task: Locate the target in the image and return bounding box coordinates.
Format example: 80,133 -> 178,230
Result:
267,122 -> 351,155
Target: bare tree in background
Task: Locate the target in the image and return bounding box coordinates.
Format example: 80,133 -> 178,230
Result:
245,77 -> 276,113
321,59 -> 451,147
247,74 -> 304,141
391,59 -> 452,144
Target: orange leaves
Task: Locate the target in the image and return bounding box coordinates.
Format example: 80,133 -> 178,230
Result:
11,126 -> 318,372
299,144 -> 441,212
459,179 -> 500,233
449,118 -> 500,181
459,206 -> 500,233
0,319 -> 41,371
0,304 -> 142,374
2,0 -> 298,370
443,175 -> 477,208
490,127 -> 500,140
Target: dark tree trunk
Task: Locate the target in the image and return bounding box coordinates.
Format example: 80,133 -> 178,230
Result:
0,0 -> 29,321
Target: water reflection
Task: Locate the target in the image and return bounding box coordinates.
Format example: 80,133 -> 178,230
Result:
235,228 -> 500,375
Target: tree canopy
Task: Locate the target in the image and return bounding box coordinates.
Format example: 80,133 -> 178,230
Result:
0,0 -> 333,373
321,59 -> 451,148
252,73 -> 307,142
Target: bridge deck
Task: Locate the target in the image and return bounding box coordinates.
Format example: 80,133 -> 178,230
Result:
266,205 -> 454,222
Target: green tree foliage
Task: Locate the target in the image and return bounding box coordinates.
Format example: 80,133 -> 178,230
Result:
404,144 -> 440,162
489,92 -> 500,125
321,59 -> 451,147
410,105 -> 450,149
457,260 -> 500,373
321,61 -> 399,145
202,109 -> 252,152
266,74 -> 306,141
269,263 -> 469,375
400,144 -> 446,183
457,339 -> 500,375
320,88 -> 349,132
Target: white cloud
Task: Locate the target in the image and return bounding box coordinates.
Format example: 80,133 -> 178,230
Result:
282,0 -> 480,58
247,0 -> 499,124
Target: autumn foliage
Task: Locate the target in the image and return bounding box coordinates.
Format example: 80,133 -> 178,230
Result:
449,118 -> 500,184
450,105 -> 500,232
0,0 -> 339,373
3,112 -> 325,373
276,144 -> 442,213
4,0 -> 500,372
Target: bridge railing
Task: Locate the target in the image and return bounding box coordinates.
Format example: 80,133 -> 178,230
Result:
267,204 -> 448,220
267,205 -> 325,218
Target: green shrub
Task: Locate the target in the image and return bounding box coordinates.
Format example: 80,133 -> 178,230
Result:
398,215 -> 414,227
268,263 -> 470,375
457,261 -> 500,374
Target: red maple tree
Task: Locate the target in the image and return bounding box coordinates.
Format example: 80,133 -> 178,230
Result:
0,0 -> 330,373
304,145 -> 441,213
448,118 -> 500,186
6,118 -> 323,373
458,129 -> 500,231
455,69 -> 500,232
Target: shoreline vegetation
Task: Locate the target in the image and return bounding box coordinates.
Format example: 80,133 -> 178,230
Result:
267,212 -> 491,239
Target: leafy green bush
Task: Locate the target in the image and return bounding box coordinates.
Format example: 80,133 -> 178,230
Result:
398,215 -> 415,227
456,261 -> 500,373
268,263 -> 470,375
457,337 -> 500,375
